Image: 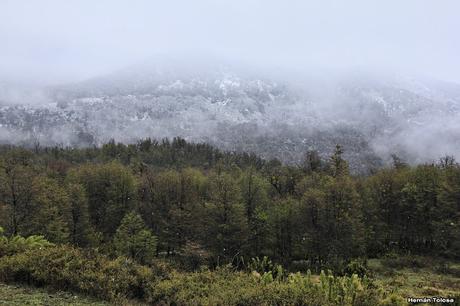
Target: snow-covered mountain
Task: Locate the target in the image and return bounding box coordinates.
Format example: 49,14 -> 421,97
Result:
1,62 -> 459,172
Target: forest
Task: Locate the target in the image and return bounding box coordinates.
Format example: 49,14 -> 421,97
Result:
0,138 -> 459,305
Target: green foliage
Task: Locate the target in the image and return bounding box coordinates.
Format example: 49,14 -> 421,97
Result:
248,256 -> 274,274
1,139 -> 459,265
0,139 -> 459,304
204,172 -> 249,260
67,162 -> 136,238
329,144 -> 349,177
368,257 -> 460,303
0,232 -> 451,305
267,198 -> 299,263
379,294 -> 407,306
28,177 -> 72,243
364,164 -> 460,258
0,245 -> 154,301
239,168 -> 269,220
113,212 -> 157,264
137,169 -> 195,253
0,149 -> 36,236
0,282 -> 109,306
247,256 -> 285,280
302,150 -> 323,173
149,267 -> 387,305
0,227 -> 53,256
343,259 -> 369,277
66,183 -> 97,247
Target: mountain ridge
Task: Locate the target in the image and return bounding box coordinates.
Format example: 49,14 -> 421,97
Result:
1,63 -> 459,172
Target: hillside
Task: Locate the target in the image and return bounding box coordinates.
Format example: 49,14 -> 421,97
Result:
1,63 -> 460,172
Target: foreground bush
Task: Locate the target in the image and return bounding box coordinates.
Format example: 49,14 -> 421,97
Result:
0,241 -> 404,305
0,245 -> 154,301
149,268 -> 389,306
0,227 -> 53,256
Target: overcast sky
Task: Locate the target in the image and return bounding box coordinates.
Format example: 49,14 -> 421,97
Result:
1,0 -> 459,84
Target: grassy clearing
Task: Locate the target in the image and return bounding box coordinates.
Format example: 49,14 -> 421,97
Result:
0,283 -> 108,306
368,258 -> 460,300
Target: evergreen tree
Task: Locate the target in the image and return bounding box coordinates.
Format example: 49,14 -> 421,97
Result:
302,150 -> 322,173
330,145 -> 349,177
66,183 -> 97,247
298,188 -> 329,269
205,172 -> 248,260
67,162 -> 136,238
29,177 -> 72,243
322,176 -> 364,262
437,165 -> 460,258
239,167 -> 269,220
0,149 -> 35,235
267,198 -> 299,264
113,211 -> 157,264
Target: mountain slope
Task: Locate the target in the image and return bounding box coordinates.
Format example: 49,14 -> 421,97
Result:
1,64 -> 459,172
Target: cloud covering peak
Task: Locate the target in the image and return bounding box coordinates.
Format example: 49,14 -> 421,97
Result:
1,0 -> 459,84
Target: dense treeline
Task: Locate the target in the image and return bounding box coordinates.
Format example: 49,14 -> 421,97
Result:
0,138 -> 459,273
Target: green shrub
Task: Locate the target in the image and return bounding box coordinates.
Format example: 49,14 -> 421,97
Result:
113,212 -> 157,265
0,245 -> 154,301
247,256 -> 285,280
148,267 -> 389,306
0,227 -> 53,256
343,259 -> 370,277
0,234 -> 403,305
380,293 -> 406,306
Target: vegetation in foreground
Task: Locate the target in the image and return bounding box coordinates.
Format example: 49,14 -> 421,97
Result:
0,236 -> 400,305
369,257 -> 460,300
0,238 -> 458,305
0,138 -> 459,305
0,282 -> 108,306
